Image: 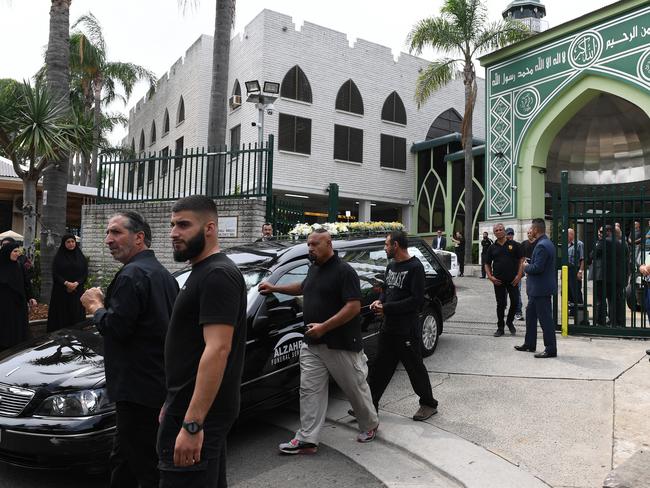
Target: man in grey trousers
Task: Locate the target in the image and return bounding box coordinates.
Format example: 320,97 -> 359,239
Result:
258,228 -> 379,454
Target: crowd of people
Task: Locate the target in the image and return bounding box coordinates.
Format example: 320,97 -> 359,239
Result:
2,208 -> 649,486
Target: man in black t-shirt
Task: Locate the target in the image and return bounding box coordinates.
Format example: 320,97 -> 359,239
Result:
259,229 -> 379,454
367,231 -> 438,421
159,196 -> 247,488
484,223 -> 524,337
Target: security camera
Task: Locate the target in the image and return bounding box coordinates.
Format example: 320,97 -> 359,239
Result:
266,103 -> 275,115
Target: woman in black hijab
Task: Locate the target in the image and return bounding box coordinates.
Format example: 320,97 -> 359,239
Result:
46,234 -> 88,332
0,242 -> 34,349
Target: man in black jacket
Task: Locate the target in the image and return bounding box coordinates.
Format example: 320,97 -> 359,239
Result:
367,230 -> 438,421
81,211 -> 178,488
480,232 -> 493,278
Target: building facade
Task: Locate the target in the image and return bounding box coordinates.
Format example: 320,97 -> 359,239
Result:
123,9 -> 485,232
479,0 -> 650,238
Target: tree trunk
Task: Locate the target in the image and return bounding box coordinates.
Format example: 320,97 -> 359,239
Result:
462,63 -> 476,265
90,76 -> 102,187
41,0 -> 71,303
206,0 -> 234,195
22,178 -> 38,261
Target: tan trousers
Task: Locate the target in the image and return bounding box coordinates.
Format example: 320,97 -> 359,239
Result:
295,343 -> 378,445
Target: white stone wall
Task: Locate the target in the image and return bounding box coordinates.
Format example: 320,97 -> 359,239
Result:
123,10 -> 486,215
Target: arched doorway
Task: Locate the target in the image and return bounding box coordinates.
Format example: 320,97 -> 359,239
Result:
516,75 -> 650,219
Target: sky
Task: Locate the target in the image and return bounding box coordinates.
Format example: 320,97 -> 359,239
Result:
0,0 -> 615,143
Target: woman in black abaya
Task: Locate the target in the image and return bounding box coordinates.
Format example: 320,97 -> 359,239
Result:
0,242 -> 35,349
46,234 -> 88,332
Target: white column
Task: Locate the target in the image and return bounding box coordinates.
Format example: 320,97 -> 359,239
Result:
358,200 -> 371,222
401,204 -> 412,232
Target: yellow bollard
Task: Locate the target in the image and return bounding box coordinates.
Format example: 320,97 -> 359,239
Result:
561,265 -> 568,337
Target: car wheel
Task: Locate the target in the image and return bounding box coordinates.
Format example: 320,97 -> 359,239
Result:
419,309 -> 441,358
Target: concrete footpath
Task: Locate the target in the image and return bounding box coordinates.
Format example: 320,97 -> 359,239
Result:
275,276 -> 650,488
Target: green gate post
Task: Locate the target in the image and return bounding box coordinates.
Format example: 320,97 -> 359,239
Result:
328,183 -> 339,222
266,135 -> 274,223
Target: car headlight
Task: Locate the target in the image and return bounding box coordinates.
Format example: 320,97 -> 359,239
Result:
35,388 -> 114,417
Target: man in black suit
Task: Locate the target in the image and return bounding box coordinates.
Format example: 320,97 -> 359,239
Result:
433,229 -> 447,250
81,211 -> 179,488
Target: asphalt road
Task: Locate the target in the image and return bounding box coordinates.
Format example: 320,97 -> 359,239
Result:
0,412 -> 384,488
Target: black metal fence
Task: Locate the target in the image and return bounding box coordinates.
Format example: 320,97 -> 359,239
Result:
272,196 -> 304,235
552,171 -> 650,336
97,136 -> 274,216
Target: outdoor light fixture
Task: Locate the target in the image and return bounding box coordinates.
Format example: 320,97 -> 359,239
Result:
245,80 -> 261,93
263,81 -> 280,94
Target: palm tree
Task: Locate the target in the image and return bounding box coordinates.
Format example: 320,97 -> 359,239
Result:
408,0 -> 530,264
0,80 -> 91,259
41,0 -> 72,303
69,13 -> 156,186
179,0 -> 235,150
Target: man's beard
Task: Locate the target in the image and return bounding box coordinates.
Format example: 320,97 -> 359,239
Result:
173,231 -> 206,262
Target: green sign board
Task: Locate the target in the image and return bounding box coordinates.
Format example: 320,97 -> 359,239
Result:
484,5 -> 650,219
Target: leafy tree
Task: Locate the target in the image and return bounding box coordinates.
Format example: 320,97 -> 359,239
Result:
68,13 -> 156,185
408,0 -> 530,263
0,80 -> 91,259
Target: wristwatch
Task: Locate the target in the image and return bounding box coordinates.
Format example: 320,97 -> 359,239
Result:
182,420 -> 203,435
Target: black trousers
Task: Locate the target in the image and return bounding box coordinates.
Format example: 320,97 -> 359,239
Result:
567,265 -> 583,306
481,255 -> 488,278
157,412 -> 234,488
111,401 -> 160,488
524,295 -> 557,354
493,282 -> 518,329
368,332 -> 437,411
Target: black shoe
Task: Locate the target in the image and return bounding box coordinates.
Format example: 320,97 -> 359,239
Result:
493,329 -> 505,337
514,344 -> 536,352
507,324 -> 516,335
534,351 -> 557,358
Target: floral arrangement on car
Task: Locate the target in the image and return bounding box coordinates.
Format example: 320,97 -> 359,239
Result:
288,221 -> 403,238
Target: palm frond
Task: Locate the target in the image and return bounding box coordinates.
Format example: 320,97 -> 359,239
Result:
407,17 -> 463,57
414,59 -> 461,107
103,62 -> 157,99
471,19 -> 532,57
71,12 -> 106,54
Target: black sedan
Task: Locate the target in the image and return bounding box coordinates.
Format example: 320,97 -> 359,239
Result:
0,236 -> 456,470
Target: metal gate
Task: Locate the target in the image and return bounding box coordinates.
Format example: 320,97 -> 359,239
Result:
271,196 -> 304,236
551,171 -> 650,336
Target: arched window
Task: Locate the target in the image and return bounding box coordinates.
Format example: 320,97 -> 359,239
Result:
381,91 -> 407,125
130,138 -> 135,155
232,79 -> 241,97
177,96 -> 185,124
163,109 -> 170,134
281,65 -> 312,103
427,108 -> 462,139
150,121 -> 157,145
139,130 -> 145,152
335,79 -> 364,115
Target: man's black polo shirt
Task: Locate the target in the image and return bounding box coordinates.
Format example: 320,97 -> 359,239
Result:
301,253 -> 363,352
485,239 -> 522,282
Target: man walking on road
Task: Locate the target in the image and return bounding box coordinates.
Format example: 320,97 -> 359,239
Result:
367,231 -> 438,421
159,196 -> 247,487
81,211 -> 178,488
515,218 -> 558,358
259,228 -> 379,454
484,223 -> 523,337
480,231 -> 493,278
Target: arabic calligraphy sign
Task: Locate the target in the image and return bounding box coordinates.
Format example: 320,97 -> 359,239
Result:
484,5 -> 650,220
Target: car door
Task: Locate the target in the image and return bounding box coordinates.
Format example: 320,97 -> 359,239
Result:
409,242 -> 456,319
339,246 -> 388,359
240,262 -> 309,410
